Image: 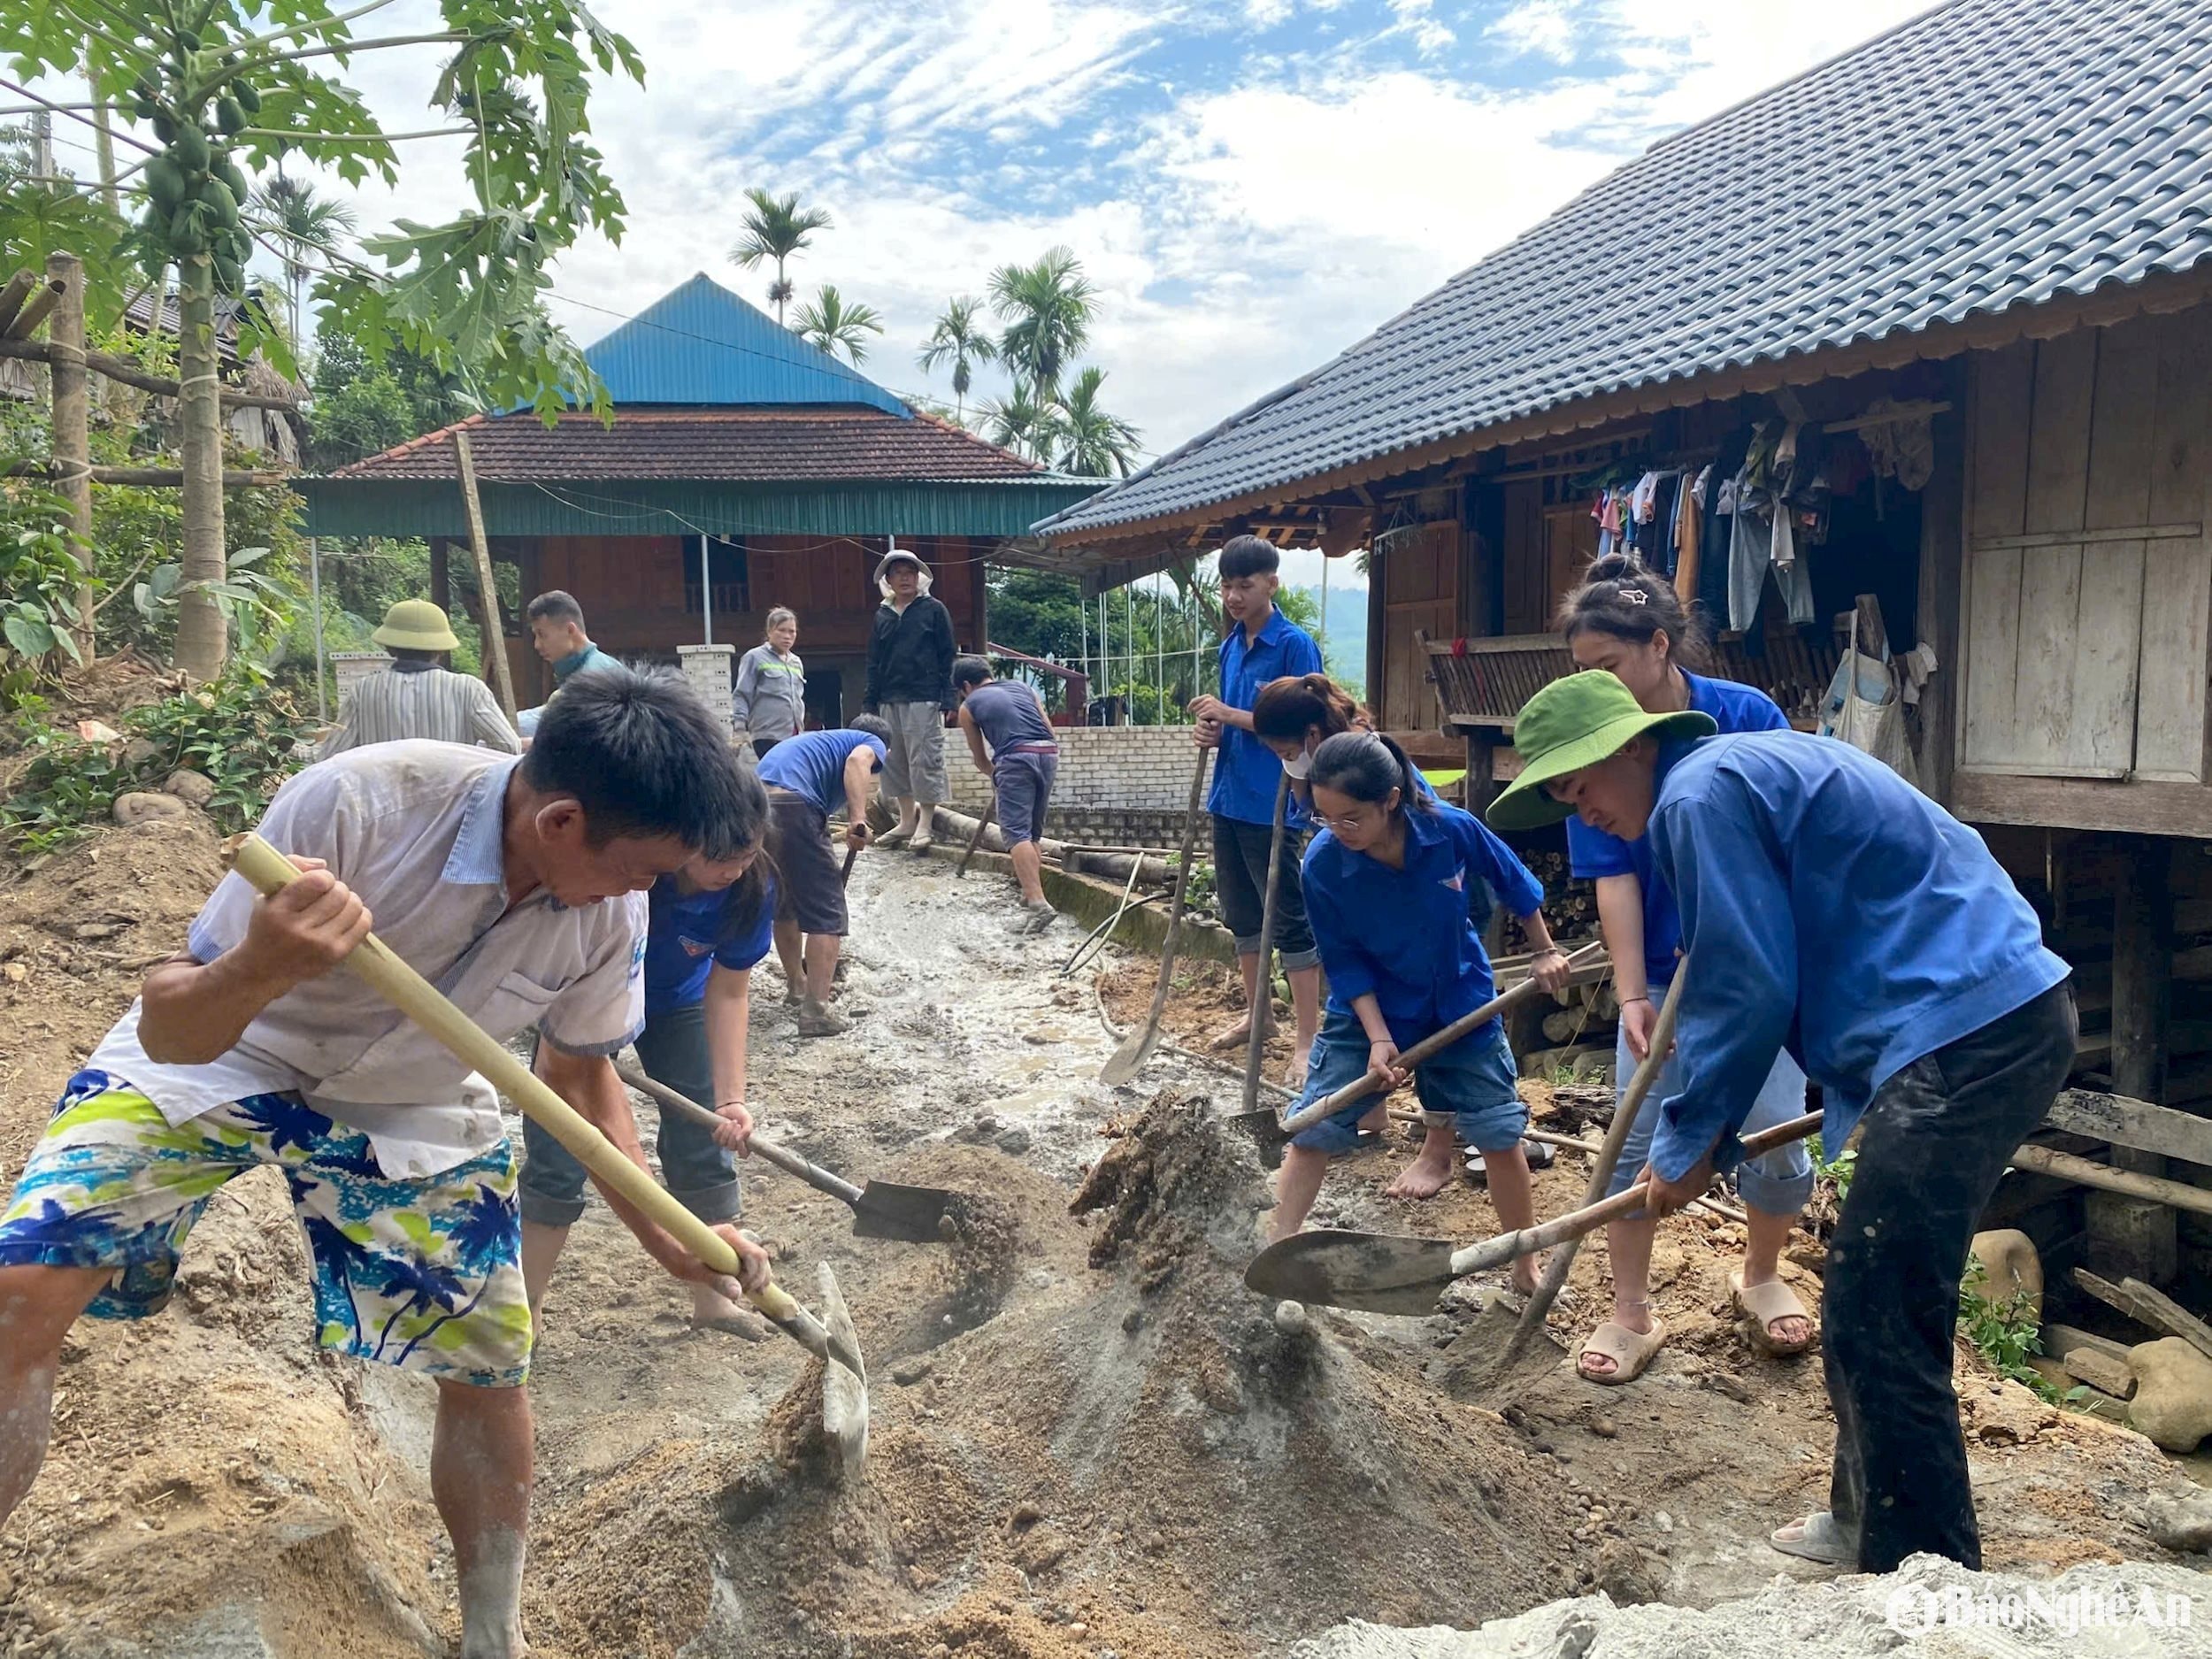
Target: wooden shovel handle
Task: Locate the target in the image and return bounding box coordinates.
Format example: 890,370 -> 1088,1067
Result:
1449,1109 -> 1824,1275
1277,939 -> 1609,1135
957,799 -> 995,876
614,1061 -> 865,1206
1136,745 -> 1212,1030
221,834 -> 825,1341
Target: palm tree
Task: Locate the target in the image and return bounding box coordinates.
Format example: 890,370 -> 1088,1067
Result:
249,172 -> 357,345
987,246 -> 1094,399
918,296 -> 998,420
792,285 -> 884,365
1051,365 -> 1141,478
979,378 -> 1056,464
730,188 -> 833,326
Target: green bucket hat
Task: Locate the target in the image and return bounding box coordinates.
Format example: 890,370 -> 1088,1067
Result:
1486,672 -> 1716,831
372,598 -> 461,653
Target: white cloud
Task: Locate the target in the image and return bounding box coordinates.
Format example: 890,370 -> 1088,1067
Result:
1487,1 -> 1578,63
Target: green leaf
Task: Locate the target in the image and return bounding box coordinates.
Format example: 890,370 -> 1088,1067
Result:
4,614 -> 54,657
229,544 -> 274,567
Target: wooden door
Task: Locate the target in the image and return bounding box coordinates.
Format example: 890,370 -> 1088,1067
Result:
1960,311 -> 2212,780
1379,521 -> 1459,733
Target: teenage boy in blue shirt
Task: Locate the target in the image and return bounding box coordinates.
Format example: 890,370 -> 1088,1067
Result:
1488,671 -> 2075,1579
1187,536 -> 1325,1087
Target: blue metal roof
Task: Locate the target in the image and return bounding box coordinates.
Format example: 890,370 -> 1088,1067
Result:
582,273 -> 910,415
1040,0 -> 2212,540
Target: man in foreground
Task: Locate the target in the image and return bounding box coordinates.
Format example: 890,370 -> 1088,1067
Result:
1486,671 -> 2073,1576
0,668 -> 767,1659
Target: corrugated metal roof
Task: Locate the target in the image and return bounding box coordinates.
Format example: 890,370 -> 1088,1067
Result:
1041,0 -> 2212,541
296,477 -> 1100,540
580,273 -> 910,413
330,406 -> 1044,482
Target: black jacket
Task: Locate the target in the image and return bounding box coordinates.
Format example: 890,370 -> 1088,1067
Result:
864,595 -> 956,710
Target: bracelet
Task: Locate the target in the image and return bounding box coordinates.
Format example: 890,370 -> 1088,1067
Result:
1621,995 -> 1652,1006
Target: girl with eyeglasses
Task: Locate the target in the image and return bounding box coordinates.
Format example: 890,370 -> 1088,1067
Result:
1269,731 -> 1571,1294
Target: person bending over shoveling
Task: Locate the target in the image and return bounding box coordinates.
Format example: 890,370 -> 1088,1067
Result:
952,654 -> 1061,933
1271,733 -> 1571,1293
1486,670 -> 2074,1577
520,764 -> 781,1339
757,718 -> 892,1037
0,667 -> 771,1659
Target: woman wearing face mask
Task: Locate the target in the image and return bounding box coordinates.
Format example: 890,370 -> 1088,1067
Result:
518,769 -> 780,1340
1270,732 -> 1571,1284
1556,553 -> 1816,1385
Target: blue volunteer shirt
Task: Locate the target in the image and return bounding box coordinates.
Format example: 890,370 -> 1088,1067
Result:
1566,671 -> 1789,988
1646,730 -> 2070,1185
1210,608 -> 1323,826
757,729 -> 887,815
1303,802 -> 1547,1051
641,872 -> 778,1018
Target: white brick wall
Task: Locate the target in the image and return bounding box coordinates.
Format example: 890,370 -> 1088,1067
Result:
948,726 -> 1217,844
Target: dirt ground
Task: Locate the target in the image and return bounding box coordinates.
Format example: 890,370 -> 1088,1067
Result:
0,824 -> 2199,1657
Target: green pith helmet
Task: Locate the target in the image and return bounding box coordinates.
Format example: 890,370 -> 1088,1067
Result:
371,598 -> 461,653
1484,671 -> 1717,831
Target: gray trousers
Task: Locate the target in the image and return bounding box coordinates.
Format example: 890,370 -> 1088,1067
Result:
881,700 -> 949,802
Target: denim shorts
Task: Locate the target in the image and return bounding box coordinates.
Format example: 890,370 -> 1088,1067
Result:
994,749 -> 1057,845
1289,1008 -> 1525,1155
1607,1015 -> 1814,1215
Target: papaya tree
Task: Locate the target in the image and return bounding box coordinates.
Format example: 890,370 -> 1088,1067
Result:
7,1 -> 642,681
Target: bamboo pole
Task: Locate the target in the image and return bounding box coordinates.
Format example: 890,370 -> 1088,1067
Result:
7,278 -> 65,342
452,429 -> 519,724
44,252 -> 94,661
2010,1142 -> 2212,1217
0,336 -> 301,410
0,270 -> 35,336
2,462 -> 288,487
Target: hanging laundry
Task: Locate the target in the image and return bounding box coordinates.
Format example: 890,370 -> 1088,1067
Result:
1856,397 -> 1936,490
1728,423 -> 1817,631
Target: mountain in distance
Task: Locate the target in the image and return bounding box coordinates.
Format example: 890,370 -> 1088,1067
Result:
1286,580 -> 1367,702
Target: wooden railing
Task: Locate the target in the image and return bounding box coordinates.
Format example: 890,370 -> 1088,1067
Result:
1418,628 -> 1842,731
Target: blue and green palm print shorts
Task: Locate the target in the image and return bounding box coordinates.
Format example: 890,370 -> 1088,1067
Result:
0,1070 -> 531,1386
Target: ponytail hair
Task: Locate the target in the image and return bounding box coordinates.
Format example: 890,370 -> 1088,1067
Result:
1252,672 -> 1370,742
1309,730 -> 1432,817
1556,553 -> 1708,667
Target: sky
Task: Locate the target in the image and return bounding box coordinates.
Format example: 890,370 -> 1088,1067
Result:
34,1 -> 1931,588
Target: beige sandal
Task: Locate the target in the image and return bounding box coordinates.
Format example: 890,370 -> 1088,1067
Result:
1732,1270 -> 1816,1356
1576,1316 -> 1666,1384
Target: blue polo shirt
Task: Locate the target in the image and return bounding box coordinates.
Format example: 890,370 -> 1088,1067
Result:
552,642 -> 617,685
641,872 -> 778,1018
1303,802 -> 1546,1050
1646,730 -> 2070,1186
757,730 -> 887,815
1210,609 -> 1323,826
1566,671 -> 1789,988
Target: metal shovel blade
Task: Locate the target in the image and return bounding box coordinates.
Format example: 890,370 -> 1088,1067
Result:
1243,1228 -> 1459,1317
852,1179 -> 961,1244
1098,1024 -> 1161,1087
817,1263 -> 868,1481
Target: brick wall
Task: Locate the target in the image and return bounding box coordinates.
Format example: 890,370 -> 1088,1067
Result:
947,726 -> 1216,848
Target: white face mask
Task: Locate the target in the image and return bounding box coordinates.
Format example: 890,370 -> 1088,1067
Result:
1282,749 -> 1314,780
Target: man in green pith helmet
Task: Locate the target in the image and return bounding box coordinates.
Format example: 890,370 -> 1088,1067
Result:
319,599 -> 521,757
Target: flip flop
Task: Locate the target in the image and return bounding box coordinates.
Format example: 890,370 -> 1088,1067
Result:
1575,1317 -> 1666,1384
1732,1271 -> 1817,1356
1770,1510 -> 1855,1565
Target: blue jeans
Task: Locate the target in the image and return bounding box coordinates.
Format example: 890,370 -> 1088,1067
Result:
1607,1018 -> 1814,1216
518,1003 -> 740,1226
1290,1008 -> 1525,1155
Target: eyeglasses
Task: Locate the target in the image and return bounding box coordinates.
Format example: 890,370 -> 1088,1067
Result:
1311,808 -> 1377,833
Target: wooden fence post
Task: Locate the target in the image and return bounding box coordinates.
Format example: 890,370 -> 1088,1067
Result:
452,429 -> 518,725
45,251 -> 94,661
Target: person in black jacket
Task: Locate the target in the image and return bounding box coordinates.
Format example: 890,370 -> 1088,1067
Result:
864,547 -> 957,850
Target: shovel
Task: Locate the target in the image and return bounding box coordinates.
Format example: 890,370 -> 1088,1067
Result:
220,833 -> 866,1384
616,1062 -> 963,1245
1243,1109 -> 1824,1315
1235,773 -> 1292,1138
956,799 -> 996,878
1100,742 -> 1211,1086
840,844 -> 859,887
1232,940 -> 1609,1140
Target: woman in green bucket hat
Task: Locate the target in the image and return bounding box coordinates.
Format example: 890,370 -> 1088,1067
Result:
1489,669 -> 2074,1579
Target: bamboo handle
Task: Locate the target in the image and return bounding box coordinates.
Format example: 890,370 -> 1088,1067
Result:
220,834 -> 824,1342
615,1061 -> 866,1207
1136,745 -> 1212,1030
1240,773 -> 1292,1117
1277,939 -> 1609,1135
956,799 -> 995,876
1451,1110 -> 1824,1274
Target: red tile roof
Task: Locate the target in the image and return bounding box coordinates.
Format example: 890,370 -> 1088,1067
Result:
333,406 -> 1043,483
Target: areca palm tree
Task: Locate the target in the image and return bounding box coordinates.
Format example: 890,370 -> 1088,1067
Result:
730,188 -> 833,325
987,246 -> 1094,399
979,378 -> 1054,463
792,285 -> 884,365
918,296 -> 998,420
1051,365 -> 1141,478
249,172 -> 357,346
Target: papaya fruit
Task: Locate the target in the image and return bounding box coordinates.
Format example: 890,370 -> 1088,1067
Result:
197,178 -> 239,226
173,27 -> 201,52
215,157 -> 249,202
146,154 -> 187,215
169,204 -> 211,257
212,252 -> 242,295
214,96 -> 245,135
235,82 -> 261,115
151,110 -> 178,143
172,123 -> 210,172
